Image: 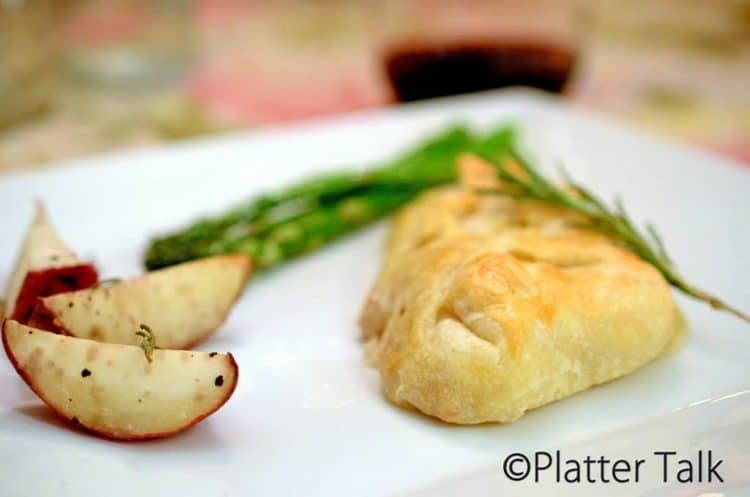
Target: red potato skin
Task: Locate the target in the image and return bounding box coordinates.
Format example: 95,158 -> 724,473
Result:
10,264 -> 98,325
27,254 -> 253,349
1,321 -> 239,441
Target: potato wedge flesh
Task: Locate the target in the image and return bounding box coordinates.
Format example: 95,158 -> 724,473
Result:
5,205 -> 97,322
33,254 -> 250,348
3,320 -> 238,440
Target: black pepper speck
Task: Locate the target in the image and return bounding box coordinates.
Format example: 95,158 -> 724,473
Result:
214,375 -> 224,387
81,368 -> 91,378
209,352 -> 217,358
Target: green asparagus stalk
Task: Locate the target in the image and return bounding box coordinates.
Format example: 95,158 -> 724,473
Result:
223,186 -> 421,269
144,125 -> 517,271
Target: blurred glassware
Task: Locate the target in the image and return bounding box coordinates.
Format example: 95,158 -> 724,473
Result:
60,0 -> 195,89
0,0 -> 58,130
378,0 -> 582,101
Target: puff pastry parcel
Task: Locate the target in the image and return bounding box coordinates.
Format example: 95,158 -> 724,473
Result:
359,158 -> 684,424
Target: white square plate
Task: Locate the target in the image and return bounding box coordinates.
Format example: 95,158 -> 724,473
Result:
1,90 -> 749,497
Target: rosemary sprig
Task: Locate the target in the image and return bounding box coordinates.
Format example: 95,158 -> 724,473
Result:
475,148 -> 750,323
94,278 -> 123,288
135,324 -> 158,362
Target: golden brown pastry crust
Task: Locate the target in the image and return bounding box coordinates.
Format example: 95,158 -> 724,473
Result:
360,167 -> 683,424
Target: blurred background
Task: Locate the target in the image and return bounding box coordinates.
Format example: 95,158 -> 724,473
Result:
1,0 -> 748,174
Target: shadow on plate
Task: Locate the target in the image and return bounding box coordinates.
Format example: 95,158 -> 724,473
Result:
2,403 -> 231,452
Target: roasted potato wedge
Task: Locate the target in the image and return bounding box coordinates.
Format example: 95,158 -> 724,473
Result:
5,205 -> 98,323
29,254 -> 251,349
2,320 -> 238,440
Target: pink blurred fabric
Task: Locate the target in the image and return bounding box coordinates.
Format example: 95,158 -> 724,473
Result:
188,62 -> 391,125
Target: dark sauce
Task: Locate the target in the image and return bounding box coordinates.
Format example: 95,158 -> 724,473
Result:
384,40 -> 576,102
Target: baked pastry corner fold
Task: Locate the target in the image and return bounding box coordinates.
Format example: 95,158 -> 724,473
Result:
359,158 -> 684,424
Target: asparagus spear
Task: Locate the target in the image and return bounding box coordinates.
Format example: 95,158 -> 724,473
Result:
224,186 -> 421,269
144,125 -> 516,271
